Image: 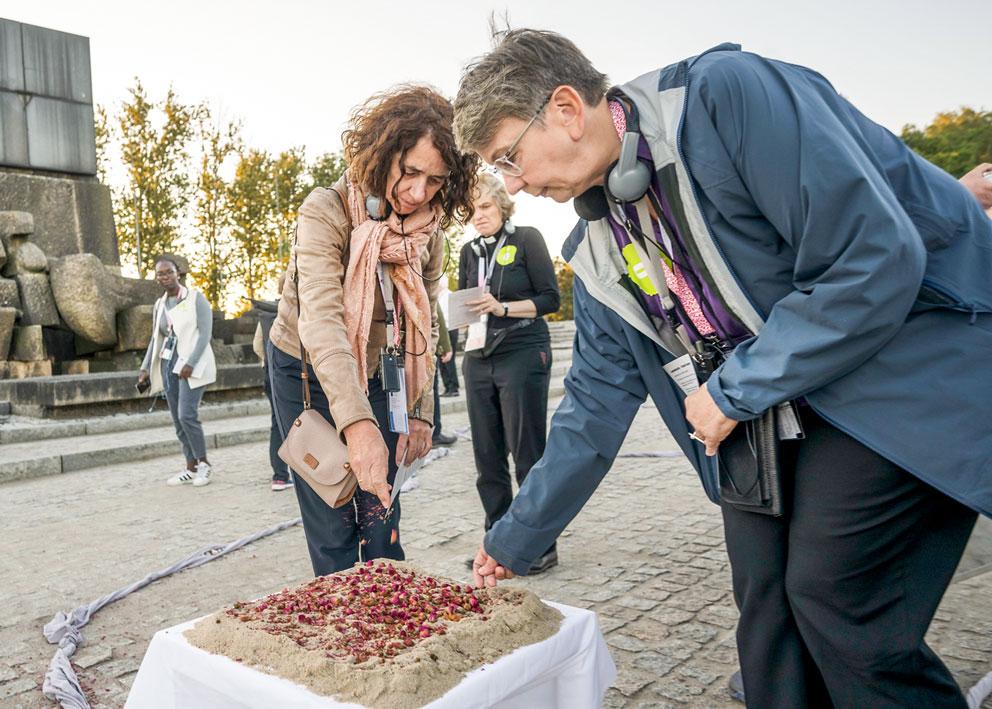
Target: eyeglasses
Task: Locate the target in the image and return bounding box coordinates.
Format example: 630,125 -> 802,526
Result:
492,94 -> 552,177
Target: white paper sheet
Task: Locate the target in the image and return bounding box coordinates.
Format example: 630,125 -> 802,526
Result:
445,287 -> 485,330
127,601 -> 615,709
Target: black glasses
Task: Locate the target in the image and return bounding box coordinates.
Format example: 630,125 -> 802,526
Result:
492,94 -> 552,177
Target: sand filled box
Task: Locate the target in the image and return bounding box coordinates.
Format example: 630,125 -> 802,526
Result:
184,561 -> 562,708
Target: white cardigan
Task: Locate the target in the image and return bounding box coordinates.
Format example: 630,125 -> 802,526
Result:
148,287 -> 217,394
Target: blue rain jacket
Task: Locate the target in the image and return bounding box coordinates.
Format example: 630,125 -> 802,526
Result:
485,45 -> 992,575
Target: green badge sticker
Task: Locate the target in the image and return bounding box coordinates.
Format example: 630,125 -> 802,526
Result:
496,245 -> 517,266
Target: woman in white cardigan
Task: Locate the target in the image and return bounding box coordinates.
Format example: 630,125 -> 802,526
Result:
137,257 -> 217,486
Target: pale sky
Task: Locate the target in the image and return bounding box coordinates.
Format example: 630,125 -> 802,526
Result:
4,0 -> 990,257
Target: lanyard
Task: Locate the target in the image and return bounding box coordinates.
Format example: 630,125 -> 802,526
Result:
163,285 -> 189,334
476,233 -> 510,292
376,263 -> 399,352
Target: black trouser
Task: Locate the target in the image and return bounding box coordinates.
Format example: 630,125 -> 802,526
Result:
268,342 -> 403,576
463,341 -> 553,546
722,410 -> 976,709
262,359 -> 290,482
440,329 -> 459,393
433,363 -> 442,432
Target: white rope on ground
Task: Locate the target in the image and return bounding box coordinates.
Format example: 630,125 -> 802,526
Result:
42,518 -> 303,708
40,448 -> 455,708
967,670 -> 992,708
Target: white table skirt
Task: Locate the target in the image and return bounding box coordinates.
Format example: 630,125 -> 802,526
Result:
126,601 -> 616,709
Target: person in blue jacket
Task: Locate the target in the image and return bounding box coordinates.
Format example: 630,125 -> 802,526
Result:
452,29 -> 992,708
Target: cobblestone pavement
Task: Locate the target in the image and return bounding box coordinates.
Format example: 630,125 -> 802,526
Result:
2,398 -> 991,708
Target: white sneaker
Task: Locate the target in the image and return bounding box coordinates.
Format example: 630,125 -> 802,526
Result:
167,468 -> 196,486
192,461 -> 212,487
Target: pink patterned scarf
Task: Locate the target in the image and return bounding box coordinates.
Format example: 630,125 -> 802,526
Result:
343,177 -> 440,411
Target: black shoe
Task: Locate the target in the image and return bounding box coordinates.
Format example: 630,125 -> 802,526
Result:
728,669 -> 745,703
432,431 -> 457,446
527,550 -> 558,575
441,390 -> 459,398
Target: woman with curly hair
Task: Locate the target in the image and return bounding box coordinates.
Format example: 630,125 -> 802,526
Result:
268,86 -> 478,575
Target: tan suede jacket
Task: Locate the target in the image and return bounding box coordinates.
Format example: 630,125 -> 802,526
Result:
269,178 -> 443,434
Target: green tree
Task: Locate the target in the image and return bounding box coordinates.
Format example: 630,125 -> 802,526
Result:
94,105 -> 110,183
901,107 -> 992,178
273,147 -> 310,264
190,111 -> 241,309
309,151 -> 347,189
547,257 -> 573,321
111,80 -> 199,277
228,148 -> 278,301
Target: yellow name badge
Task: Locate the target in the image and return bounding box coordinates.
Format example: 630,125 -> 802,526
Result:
496,245 -> 517,266
621,244 -> 658,296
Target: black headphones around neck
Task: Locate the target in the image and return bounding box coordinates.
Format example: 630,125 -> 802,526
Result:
573,89 -> 652,221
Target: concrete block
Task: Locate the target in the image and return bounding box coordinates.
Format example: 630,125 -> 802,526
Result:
0,211 -> 33,238
0,359 -> 52,379
0,170 -> 118,265
0,306 -> 15,359
0,455 -> 62,483
0,240 -> 47,276
26,97 -> 96,175
12,324 -> 45,360
115,304 -> 153,352
60,359 -> 89,375
14,272 -> 59,326
0,20 -> 25,92
0,276 -> 20,310
50,254 -> 116,344
21,22 -> 92,103
0,90 -> 28,167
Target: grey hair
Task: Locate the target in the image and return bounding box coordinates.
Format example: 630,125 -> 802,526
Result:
474,172 -> 515,221
453,29 -> 609,155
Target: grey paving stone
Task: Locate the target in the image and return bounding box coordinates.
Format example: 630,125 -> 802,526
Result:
632,651 -> 681,677
613,667 -> 657,697
0,677 -> 37,700
608,633 -> 650,653
671,622 -> 720,645
617,596 -> 662,612
72,645 -> 112,668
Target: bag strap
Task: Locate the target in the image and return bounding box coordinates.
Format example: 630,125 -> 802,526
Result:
291,224 -> 313,411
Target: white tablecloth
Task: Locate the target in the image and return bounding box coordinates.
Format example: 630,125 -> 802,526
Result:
126,601 -> 615,709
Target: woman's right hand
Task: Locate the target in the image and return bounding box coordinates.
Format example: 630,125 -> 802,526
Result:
343,419 -> 391,508
137,369 -> 149,385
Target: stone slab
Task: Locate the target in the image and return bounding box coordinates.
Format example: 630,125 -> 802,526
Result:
0,276 -> 21,310
0,170 -> 118,265
0,305 -> 15,360
11,324 -> 45,360
115,304 -> 153,352
0,359 -> 52,379
14,272 -> 59,326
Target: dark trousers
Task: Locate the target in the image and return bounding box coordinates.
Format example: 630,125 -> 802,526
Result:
262,361 -> 290,481
268,342 -> 403,576
723,410 -> 976,709
433,364 -> 442,432
439,329 -> 459,393
463,341 -> 553,544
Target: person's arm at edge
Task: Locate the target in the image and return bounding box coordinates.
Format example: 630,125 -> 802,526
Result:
482,276 -> 648,575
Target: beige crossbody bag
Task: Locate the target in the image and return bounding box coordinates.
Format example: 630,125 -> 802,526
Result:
277,223 -> 358,509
